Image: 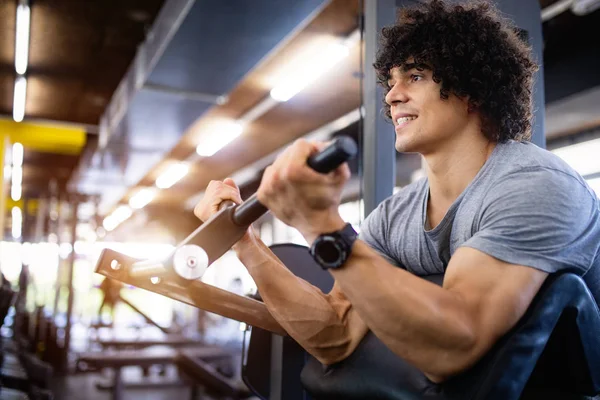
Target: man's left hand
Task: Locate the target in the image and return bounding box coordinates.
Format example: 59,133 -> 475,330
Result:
256,139 -> 350,244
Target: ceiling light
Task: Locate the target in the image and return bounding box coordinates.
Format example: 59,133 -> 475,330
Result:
13,76 -> 27,122
196,120 -> 244,157
12,207 -> 22,239
11,184 -> 22,202
552,138 -> 600,177
270,41 -> 350,102
129,187 -> 157,209
11,165 -> 22,201
103,205 -> 132,232
4,165 -> 11,181
12,142 -> 23,167
15,2 -> 30,75
155,162 -> 189,189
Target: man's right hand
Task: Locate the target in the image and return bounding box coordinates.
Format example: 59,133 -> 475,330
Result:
193,177 -> 259,251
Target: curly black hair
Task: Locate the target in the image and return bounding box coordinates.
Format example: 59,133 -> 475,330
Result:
373,0 -> 539,142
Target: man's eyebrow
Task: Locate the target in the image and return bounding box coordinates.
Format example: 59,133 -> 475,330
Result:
401,62 -> 432,72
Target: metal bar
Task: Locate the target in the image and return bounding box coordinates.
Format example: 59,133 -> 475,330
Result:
95,249 -> 286,336
128,260 -> 169,279
143,83 -> 228,105
361,0 -> 397,218
118,296 -> 172,334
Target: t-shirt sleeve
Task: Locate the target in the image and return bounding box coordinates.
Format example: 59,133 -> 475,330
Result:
358,199 -> 401,267
461,167 -> 600,275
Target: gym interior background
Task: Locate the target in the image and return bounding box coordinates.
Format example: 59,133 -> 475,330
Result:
0,0 -> 599,399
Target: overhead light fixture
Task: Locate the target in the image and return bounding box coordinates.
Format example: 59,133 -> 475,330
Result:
270,41 -> 350,102
552,138 -> 600,177
12,207 -> 22,239
155,162 -> 189,189
129,187 -> 157,209
11,184 -> 22,202
196,120 -> 244,157
103,205 -> 133,232
11,166 -> 22,201
12,142 -> 24,167
15,1 -> 30,75
13,76 -> 27,122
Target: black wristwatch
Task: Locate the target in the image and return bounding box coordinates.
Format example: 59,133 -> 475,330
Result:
309,223 -> 358,270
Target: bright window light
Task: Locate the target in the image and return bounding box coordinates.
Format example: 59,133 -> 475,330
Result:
103,205 -> 132,232
155,162 -> 189,189
270,41 -> 350,102
13,75 -> 27,122
129,187 -> 157,209
552,138 -> 600,177
15,3 -> 30,75
11,207 -> 22,239
12,142 -> 24,167
588,178 -> 600,197
196,120 -> 244,157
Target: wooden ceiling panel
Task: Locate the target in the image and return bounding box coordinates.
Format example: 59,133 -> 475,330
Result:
22,0 -> 165,126
127,0 -> 362,209
0,68 -> 15,115
0,1 -> 16,66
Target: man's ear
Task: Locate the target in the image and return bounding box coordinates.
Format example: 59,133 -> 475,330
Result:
466,98 -> 478,114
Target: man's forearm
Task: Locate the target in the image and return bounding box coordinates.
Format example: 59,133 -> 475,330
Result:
329,240 -> 476,381
234,238 -> 366,364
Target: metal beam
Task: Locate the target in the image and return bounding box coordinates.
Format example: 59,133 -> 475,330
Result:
0,120 -> 87,155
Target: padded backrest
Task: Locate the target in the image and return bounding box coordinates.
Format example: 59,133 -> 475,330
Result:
441,272 -> 600,400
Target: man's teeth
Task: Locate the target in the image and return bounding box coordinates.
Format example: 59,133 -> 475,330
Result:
397,116 -> 417,124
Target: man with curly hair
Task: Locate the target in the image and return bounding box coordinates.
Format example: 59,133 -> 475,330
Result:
195,0 -> 600,394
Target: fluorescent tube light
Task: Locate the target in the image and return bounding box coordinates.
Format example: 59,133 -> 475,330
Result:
103,205 -> 133,232
12,142 -> 23,167
196,121 -> 244,157
129,188 -> 157,209
155,162 -> 189,189
12,207 -> 22,239
15,3 -> 30,75
13,76 -> 27,122
270,42 -> 350,102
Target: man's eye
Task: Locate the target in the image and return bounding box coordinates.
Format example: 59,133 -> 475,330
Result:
410,74 -> 423,82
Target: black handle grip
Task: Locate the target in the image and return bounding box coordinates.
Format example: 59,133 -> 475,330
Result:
232,136 -> 357,227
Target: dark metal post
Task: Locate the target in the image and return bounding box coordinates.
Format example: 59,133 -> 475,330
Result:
63,197 -> 79,370
493,0 -> 546,147
362,0 -> 398,218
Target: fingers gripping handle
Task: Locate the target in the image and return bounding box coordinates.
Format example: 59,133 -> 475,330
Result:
126,137 -> 357,281
233,136 -> 357,227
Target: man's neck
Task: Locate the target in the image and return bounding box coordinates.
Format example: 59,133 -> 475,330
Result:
424,130 -> 496,211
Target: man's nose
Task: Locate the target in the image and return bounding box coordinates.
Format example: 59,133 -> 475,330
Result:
385,83 -> 409,106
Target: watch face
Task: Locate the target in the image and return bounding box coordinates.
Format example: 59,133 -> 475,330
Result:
316,237 -> 343,267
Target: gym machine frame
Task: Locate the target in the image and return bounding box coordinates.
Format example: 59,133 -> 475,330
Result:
94,137 -> 357,337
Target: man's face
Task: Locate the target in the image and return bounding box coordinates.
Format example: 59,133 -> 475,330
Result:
385,63 -> 471,154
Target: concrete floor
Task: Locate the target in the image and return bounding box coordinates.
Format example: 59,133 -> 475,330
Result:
50,366 -> 195,400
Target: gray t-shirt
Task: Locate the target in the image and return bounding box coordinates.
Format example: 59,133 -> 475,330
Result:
359,140 -> 600,304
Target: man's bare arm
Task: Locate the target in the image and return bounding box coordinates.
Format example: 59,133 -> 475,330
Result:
235,237 -> 369,365
327,240 -> 548,382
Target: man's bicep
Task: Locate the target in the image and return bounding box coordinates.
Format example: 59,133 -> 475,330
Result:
443,247 -> 548,359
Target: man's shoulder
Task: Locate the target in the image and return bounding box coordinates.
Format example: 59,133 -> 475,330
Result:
485,141 -> 594,196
